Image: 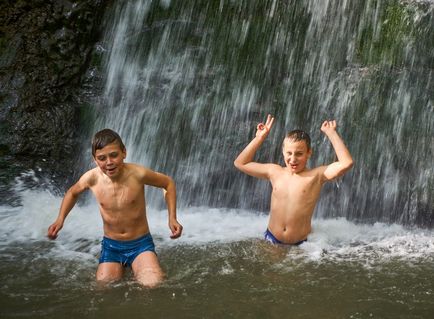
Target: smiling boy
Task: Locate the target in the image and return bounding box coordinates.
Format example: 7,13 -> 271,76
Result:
48,129 -> 183,287
234,115 -> 353,245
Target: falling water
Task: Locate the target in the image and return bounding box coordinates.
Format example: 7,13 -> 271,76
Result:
90,0 -> 433,226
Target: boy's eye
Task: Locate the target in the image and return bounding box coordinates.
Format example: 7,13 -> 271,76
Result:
97,156 -> 106,161
109,152 -> 118,158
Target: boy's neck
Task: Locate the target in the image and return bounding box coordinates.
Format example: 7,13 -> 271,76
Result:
285,166 -> 309,175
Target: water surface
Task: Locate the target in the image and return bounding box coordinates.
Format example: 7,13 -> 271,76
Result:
1,180 -> 433,318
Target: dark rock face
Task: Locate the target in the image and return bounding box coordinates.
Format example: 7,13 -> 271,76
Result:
0,0 -> 108,191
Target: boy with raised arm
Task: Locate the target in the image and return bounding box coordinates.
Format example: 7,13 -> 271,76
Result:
234,115 -> 353,245
48,129 -> 183,287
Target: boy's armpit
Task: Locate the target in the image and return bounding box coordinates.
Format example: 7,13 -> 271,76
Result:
240,162 -> 280,180
311,165 -> 329,184
140,166 -> 173,189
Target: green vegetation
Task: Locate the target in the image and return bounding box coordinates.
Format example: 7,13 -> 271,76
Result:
356,0 -> 433,67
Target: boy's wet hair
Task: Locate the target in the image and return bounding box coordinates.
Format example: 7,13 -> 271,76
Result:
283,129 -> 311,150
92,129 -> 126,157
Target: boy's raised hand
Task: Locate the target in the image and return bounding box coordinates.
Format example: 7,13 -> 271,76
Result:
320,120 -> 337,135
256,114 -> 275,139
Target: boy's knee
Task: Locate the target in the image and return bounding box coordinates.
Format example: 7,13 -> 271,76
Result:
96,263 -> 123,283
135,268 -> 165,288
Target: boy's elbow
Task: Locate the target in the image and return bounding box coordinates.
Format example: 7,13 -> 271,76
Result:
167,176 -> 176,190
234,160 -> 244,171
335,159 -> 354,177
234,160 -> 240,169
345,159 -> 354,171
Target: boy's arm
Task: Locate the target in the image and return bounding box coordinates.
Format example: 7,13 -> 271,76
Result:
321,120 -> 354,181
140,168 -> 183,239
234,114 -> 276,179
47,172 -> 92,239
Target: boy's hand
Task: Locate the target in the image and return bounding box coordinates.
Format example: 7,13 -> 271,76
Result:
47,220 -> 64,240
321,120 -> 337,135
169,219 -> 183,239
256,114 -> 275,139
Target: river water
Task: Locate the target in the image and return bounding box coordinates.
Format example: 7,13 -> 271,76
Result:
1,172 -> 433,318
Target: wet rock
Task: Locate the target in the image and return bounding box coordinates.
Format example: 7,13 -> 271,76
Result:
0,0 -> 109,190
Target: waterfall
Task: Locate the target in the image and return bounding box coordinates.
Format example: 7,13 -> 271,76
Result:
89,0 -> 434,227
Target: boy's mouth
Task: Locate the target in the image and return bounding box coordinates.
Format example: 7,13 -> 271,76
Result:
106,167 -> 117,174
290,164 -> 301,172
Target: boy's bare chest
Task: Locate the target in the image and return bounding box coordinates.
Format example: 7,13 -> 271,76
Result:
272,174 -> 321,199
92,181 -> 144,210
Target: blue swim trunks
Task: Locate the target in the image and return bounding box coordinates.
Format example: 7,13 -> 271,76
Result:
264,229 -> 306,246
99,233 -> 156,267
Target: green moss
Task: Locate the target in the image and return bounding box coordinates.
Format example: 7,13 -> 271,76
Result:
356,1 -> 420,67
0,35 -> 7,52
89,50 -> 102,67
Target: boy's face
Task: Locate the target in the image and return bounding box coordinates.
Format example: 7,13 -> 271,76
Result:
282,138 -> 312,173
93,142 -> 126,178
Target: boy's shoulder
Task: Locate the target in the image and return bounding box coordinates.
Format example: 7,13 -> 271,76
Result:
124,162 -> 143,169
305,165 -> 328,182
305,165 -> 327,173
123,162 -> 147,174
267,163 -> 288,176
80,167 -> 101,186
123,162 -> 152,179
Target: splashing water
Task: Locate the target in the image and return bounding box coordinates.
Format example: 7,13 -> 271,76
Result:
2,171 -> 433,264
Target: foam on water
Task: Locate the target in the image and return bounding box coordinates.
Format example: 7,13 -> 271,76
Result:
1,171 -> 433,265
301,219 -> 434,263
